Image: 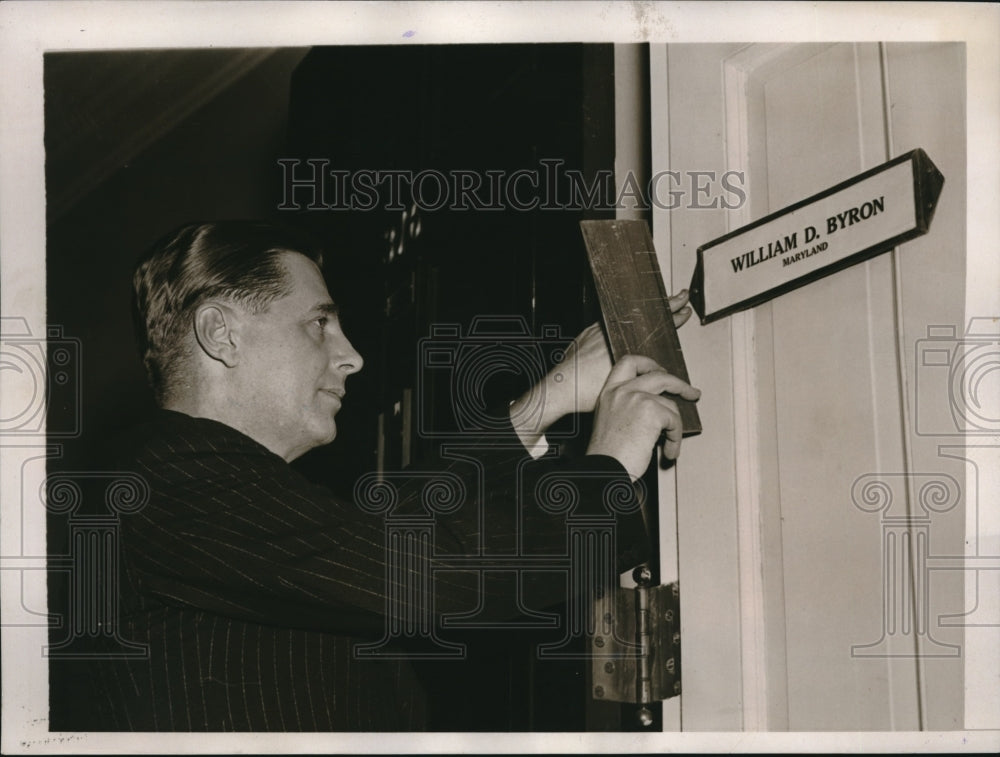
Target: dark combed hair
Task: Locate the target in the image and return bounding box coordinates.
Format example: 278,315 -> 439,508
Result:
132,221 -> 324,404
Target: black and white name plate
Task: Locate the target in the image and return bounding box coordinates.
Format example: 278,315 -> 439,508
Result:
689,149 -> 944,324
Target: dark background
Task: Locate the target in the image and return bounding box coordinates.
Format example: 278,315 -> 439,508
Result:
45,44 -> 655,731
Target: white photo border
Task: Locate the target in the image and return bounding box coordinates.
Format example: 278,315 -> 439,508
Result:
1,1 -> 997,753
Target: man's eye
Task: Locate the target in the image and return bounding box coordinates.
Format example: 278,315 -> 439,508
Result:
315,316 -> 328,331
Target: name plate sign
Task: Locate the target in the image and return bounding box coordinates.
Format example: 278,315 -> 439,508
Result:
689,149 -> 944,324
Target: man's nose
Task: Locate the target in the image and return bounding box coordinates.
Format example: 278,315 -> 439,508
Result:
331,334 -> 364,375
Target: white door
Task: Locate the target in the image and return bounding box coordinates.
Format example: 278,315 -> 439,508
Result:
651,42 -> 967,730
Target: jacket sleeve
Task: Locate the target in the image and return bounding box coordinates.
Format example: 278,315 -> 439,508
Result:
119,414 -> 649,636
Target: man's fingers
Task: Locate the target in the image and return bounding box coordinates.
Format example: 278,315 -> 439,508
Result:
668,290 -> 693,328
604,354 -> 665,387
624,369 -> 702,401
661,434 -> 682,461
667,289 -> 690,313
604,356 -> 702,399
651,394 -> 684,459
587,364 -> 691,476
672,306 -> 693,328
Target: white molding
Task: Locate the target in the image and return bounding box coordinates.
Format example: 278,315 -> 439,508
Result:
648,42 -> 682,732
721,42 -> 795,732
648,43 -> 680,588
618,41 -> 683,733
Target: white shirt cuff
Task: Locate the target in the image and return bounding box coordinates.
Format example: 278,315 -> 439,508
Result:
527,434 -> 550,459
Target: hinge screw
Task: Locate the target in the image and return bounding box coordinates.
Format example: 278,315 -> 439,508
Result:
637,707 -> 654,727
666,657 -> 675,674
604,661 -> 615,674
672,631 -> 680,645
594,686 -> 605,698
665,609 -> 674,622
594,636 -> 605,648
674,681 -> 682,694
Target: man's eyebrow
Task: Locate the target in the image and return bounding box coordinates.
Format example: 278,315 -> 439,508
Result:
308,302 -> 340,317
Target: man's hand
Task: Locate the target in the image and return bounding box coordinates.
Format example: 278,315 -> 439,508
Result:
585,355 -> 701,480
509,289 -> 694,453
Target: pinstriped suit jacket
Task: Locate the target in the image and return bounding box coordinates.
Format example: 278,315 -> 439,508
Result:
91,409 -> 648,731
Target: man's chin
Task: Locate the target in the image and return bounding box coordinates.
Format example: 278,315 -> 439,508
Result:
318,422 -> 337,446
278,418 -> 338,461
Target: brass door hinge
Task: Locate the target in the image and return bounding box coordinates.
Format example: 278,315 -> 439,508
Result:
591,571 -> 680,705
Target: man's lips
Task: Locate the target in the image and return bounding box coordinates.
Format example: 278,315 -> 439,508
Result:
320,388 -> 345,401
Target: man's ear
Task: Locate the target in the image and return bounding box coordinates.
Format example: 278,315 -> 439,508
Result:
193,301 -> 242,368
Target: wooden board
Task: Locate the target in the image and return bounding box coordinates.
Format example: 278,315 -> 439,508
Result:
580,219 -> 701,436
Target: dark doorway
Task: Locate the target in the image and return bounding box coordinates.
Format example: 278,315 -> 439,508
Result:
46,43 -> 652,732
284,45 -> 615,730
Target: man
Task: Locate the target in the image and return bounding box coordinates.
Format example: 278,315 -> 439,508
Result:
92,220 -> 699,730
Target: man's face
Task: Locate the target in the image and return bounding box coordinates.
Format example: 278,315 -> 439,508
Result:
234,252 -> 363,461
